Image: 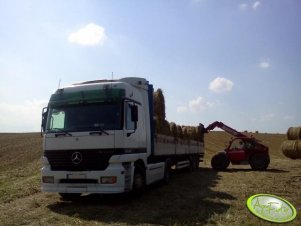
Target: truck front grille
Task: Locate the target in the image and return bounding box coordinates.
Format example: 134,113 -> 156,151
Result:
44,149 -> 114,171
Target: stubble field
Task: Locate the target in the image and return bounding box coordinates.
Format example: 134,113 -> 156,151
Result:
0,132 -> 300,226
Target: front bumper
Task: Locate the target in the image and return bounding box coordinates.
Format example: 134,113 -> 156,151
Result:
41,162 -> 130,194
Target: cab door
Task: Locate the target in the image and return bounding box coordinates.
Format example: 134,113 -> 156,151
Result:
227,138 -> 247,162
123,102 -> 143,152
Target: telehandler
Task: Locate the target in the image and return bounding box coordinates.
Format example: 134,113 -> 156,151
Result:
205,121 -> 270,170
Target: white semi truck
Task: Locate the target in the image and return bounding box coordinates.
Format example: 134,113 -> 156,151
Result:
41,77 -> 204,199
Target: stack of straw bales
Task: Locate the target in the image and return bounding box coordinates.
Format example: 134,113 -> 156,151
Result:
281,127 -> 301,159
153,88 -> 202,141
153,89 -> 171,135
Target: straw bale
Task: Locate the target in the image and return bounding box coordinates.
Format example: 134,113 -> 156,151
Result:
281,140 -> 301,159
287,127 -> 301,140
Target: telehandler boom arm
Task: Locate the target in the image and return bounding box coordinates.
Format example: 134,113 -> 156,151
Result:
205,121 -> 247,138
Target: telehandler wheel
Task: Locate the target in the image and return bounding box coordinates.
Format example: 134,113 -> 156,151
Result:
250,154 -> 270,170
211,152 -> 230,171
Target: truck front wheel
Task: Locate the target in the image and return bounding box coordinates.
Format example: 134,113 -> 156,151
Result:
211,152 -> 230,171
132,166 -> 146,196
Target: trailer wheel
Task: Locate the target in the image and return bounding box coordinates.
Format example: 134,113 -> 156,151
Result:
211,152 -> 230,171
163,159 -> 172,184
250,154 -> 270,170
188,156 -> 197,172
59,193 -> 81,201
194,155 -> 200,169
132,166 -> 145,196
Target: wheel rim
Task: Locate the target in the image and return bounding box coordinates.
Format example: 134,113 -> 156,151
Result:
134,173 -> 144,189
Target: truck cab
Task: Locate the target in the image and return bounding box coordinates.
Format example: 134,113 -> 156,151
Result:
41,77 -> 204,198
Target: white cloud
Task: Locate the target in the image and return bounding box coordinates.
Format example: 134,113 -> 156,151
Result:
68,23 -> 107,46
189,96 -> 214,113
177,106 -> 188,113
209,77 -> 234,93
0,57 -> 8,65
260,113 -> 274,121
191,0 -> 206,4
0,100 -> 48,132
284,115 -> 294,121
239,3 -> 248,11
177,96 -> 214,114
259,58 -> 270,69
251,113 -> 275,122
252,1 -> 261,10
239,1 -> 261,11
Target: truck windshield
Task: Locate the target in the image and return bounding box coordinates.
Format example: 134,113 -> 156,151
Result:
46,102 -> 122,132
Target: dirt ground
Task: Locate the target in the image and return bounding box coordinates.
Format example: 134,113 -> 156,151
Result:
0,132 -> 300,226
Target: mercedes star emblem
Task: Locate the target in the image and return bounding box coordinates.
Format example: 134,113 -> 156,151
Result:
71,152 -> 82,165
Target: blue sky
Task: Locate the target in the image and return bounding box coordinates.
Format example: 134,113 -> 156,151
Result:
0,0 -> 300,133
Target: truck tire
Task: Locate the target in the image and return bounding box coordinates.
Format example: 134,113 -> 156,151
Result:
132,166 -> 146,196
194,155 -> 200,169
163,159 -> 172,184
188,156 -> 197,172
250,154 -> 270,170
59,193 -> 81,201
211,152 -> 230,171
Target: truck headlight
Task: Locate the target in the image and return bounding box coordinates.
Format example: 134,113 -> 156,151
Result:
42,176 -> 54,183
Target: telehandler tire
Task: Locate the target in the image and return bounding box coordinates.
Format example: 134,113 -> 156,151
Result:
211,152 -> 230,171
250,154 -> 270,170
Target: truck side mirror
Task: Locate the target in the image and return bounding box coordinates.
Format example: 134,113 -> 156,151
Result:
41,107 -> 48,136
131,105 -> 138,122
198,123 -> 205,142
